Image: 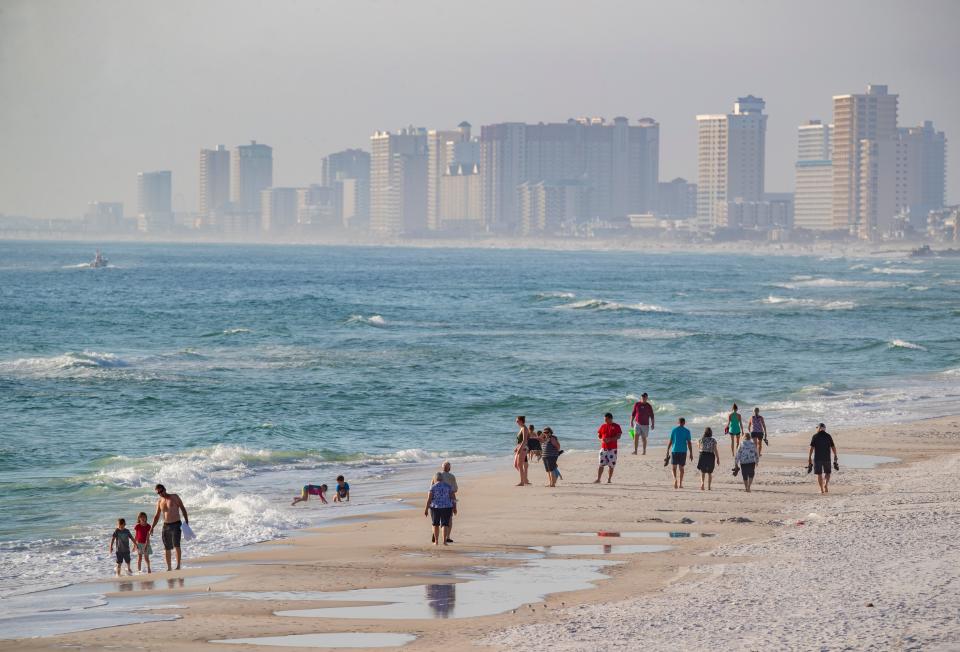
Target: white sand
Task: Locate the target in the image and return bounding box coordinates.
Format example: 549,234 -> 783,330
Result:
485,454 -> 960,651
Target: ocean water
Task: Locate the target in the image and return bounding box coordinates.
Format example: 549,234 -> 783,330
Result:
1,241 -> 958,599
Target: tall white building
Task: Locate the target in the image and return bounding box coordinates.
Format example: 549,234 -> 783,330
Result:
427,122 -> 473,231
137,170 -> 173,232
231,141 -> 273,214
370,127 -> 428,236
832,85 -> 899,237
696,96 -> 767,229
199,145 -> 230,222
794,120 -> 834,231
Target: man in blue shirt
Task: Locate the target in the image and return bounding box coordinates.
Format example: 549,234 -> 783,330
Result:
665,417 -> 694,489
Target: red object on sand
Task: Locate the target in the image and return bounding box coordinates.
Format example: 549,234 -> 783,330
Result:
597,531 -> 621,537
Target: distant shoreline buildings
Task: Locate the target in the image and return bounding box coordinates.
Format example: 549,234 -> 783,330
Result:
2,83 -> 952,243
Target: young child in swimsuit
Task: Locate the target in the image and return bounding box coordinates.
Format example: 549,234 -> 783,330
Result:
292,483 -> 328,506
110,518 -> 134,577
333,475 -> 350,502
134,512 -> 153,573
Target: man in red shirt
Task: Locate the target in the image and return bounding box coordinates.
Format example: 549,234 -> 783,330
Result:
594,412 -> 622,484
630,392 -> 655,456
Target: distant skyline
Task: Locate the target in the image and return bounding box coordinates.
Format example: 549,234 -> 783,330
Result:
1,0 -> 958,219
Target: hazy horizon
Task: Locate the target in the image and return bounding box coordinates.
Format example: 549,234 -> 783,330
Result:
1,0 -> 958,219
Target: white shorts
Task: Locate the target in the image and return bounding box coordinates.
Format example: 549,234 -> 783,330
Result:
599,449 -> 618,467
636,425 -> 650,440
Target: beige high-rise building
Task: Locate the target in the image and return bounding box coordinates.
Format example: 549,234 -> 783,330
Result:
480,117 -> 658,232
427,122 -> 473,231
199,145 -> 230,221
831,85 -> 898,237
696,96 -> 767,229
794,120 -> 834,231
231,141 -> 273,214
439,163 -> 482,230
260,187 -> 298,233
370,127 -> 428,236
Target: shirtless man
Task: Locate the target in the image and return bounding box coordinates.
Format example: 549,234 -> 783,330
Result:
151,484 -> 189,571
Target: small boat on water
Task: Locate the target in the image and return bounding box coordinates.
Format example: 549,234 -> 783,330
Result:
89,249 -> 109,268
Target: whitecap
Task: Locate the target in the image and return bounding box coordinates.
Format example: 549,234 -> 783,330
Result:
773,278 -> 899,290
0,351 -> 129,375
871,267 -> 926,275
347,314 -> 387,327
560,299 -> 668,313
761,296 -> 855,310
888,339 -> 927,351
535,291 -> 576,300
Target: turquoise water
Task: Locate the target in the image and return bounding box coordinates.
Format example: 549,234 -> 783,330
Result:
0,241 -> 958,596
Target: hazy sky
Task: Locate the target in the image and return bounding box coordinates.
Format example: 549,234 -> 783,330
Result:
1,0 -> 958,218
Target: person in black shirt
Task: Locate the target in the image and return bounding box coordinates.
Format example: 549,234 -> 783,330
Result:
808,423 -> 838,494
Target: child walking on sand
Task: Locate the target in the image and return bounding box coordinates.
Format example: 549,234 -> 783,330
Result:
292,483 -> 328,506
110,518 -> 134,576
697,428 -> 720,490
134,512 -> 152,573
334,475 -> 350,502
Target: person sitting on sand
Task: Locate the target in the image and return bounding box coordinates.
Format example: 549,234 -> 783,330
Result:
735,434 -> 760,492
110,518 -> 134,577
808,423 -> 839,494
333,475 -> 350,502
292,483 -> 328,506
727,403 -> 744,458
514,416 -> 530,486
424,471 -> 456,546
541,427 -> 562,487
749,407 -> 768,456
594,412 -> 622,484
666,417 -> 694,489
697,427 -> 720,491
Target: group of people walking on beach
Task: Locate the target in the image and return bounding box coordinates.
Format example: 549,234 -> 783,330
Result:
515,394 -> 841,494
108,484 -> 190,576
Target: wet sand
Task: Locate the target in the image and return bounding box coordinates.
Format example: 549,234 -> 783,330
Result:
4,415 -> 958,651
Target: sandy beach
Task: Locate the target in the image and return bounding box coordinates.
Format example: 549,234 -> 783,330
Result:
4,415 -> 960,651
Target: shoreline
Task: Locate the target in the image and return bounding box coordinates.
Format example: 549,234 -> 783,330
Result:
3,414 -> 959,649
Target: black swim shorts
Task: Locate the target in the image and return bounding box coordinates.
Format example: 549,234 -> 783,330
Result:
162,520 -> 182,550
814,459 -> 831,475
430,507 -> 453,528
115,550 -> 131,564
740,462 -> 756,480
671,452 -> 687,466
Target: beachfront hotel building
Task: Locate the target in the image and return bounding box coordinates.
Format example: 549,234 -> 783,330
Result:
199,145 -> 231,225
321,148 -> 370,229
794,120 -> 835,231
696,96 -> 768,230
369,127 -> 429,237
259,187 -> 298,233
136,170 -> 173,232
831,85 -> 898,238
231,141 -> 274,214
427,122 -> 477,231
479,117 -> 659,232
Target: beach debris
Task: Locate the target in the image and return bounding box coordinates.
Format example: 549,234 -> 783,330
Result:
720,517 -> 753,524
679,517 -> 696,524
796,521 -> 805,526
766,519 -> 786,526
866,602 -> 875,607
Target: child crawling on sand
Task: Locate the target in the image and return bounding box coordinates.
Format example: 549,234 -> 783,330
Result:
292,483 -> 328,506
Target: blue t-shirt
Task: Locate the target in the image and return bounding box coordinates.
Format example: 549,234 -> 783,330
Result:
429,481 -> 454,509
670,426 -> 692,453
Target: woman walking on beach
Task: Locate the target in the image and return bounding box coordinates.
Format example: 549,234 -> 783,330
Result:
696,428 -> 720,490
749,407 -> 767,456
735,433 -> 760,492
727,403 -> 744,458
541,428 -> 562,487
514,416 -> 530,486
424,472 -> 456,546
